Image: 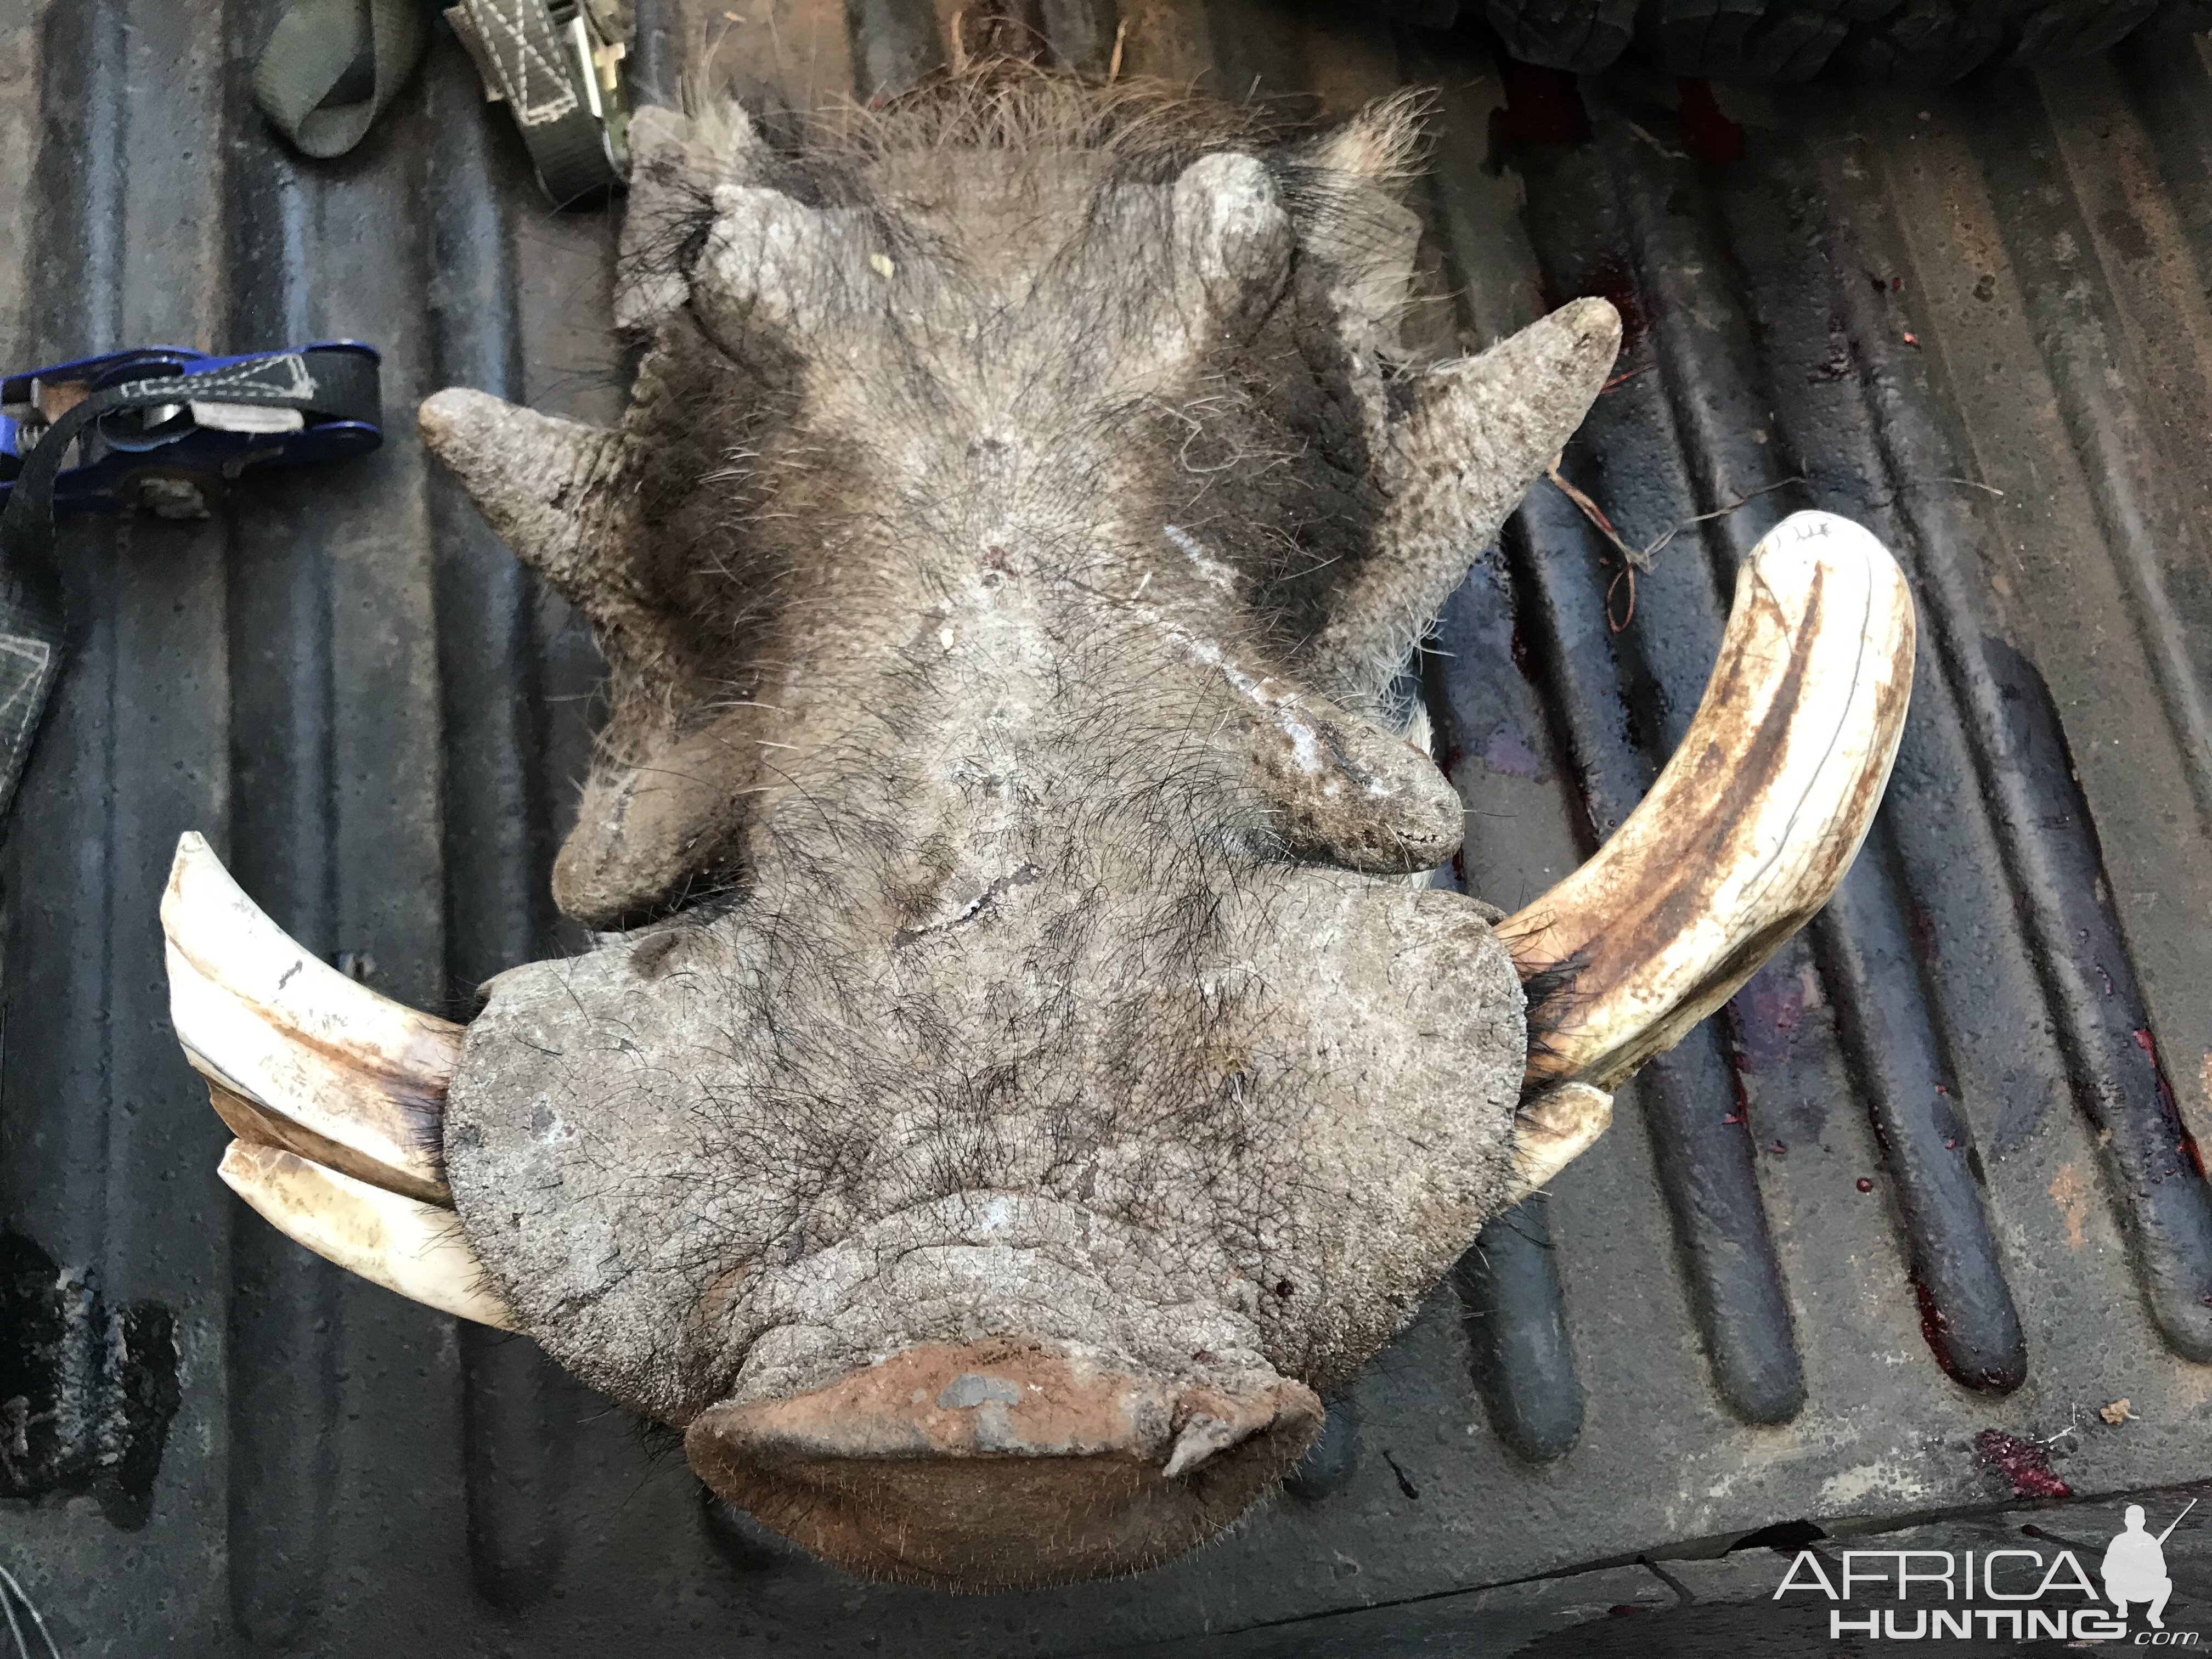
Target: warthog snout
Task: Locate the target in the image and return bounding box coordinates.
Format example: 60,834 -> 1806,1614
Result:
687,1340 -> 1321,1588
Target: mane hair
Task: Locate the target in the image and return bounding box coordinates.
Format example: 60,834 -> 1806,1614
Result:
628,60 -> 1436,350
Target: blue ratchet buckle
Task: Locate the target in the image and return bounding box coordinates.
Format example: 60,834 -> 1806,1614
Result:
0,342 -> 382,518
0,342 -> 383,826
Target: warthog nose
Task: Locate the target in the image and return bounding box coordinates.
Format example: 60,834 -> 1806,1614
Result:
683,1339 -> 1323,1589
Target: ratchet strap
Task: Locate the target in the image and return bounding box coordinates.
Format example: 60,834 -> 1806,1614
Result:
444,0 -> 630,204
0,349 -> 380,826
252,0 -> 629,202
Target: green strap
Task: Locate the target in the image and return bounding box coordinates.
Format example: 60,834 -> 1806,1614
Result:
252,0 -> 429,159
253,0 -> 628,199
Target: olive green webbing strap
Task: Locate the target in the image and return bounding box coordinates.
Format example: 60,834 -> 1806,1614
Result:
253,0 -> 625,201
251,0 -> 430,159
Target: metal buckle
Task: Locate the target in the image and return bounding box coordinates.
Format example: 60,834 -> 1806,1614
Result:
560,1 -> 630,173
0,345 -> 382,519
445,0 -> 630,201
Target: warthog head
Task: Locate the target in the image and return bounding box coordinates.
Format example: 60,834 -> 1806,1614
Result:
162,70 -> 1913,1589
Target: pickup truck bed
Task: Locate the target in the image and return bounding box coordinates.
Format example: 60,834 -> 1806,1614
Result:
3,3 -> 2211,1654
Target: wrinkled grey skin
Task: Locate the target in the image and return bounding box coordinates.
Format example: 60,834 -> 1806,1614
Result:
456,867 -> 1523,1420
421,69 -> 1619,1579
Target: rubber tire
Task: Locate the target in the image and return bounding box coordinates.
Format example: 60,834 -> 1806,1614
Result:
1471,0 -> 2212,77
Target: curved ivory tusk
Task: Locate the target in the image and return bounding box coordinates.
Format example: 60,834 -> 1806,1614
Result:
218,1142 -> 516,1329
1508,511 -> 1915,1091
163,832 -> 459,1205
1503,1082 -> 1613,1205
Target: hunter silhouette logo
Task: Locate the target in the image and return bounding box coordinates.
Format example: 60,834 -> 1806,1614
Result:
1771,1501 -> 2202,1642
2104,1500 -> 2194,1630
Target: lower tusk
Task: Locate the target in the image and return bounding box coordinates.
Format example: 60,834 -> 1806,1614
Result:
164,832 -> 458,1204
218,1141 -> 516,1329
1505,511 -> 1915,1090
1503,1082 -> 1613,1204
176,846 -> 511,1328
1161,1411 -> 1260,1480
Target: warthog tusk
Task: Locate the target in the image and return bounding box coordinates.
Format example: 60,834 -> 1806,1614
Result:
167,838 -> 515,1328
217,1142 -> 516,1329
1507,510 -> 1916,1091
163,832 -> 460,1205
1503,1082 -> 1615,1204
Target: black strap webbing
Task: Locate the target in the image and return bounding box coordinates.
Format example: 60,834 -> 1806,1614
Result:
445,0 -> 627,204
0,349 -> 380,825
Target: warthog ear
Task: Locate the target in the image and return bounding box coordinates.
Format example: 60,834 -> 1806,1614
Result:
421,388 -> 760,924
1297,89 -> 1429,188
1306,297 -> 1623,707
417,387 -> 635,620
618,100 -> 766,331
